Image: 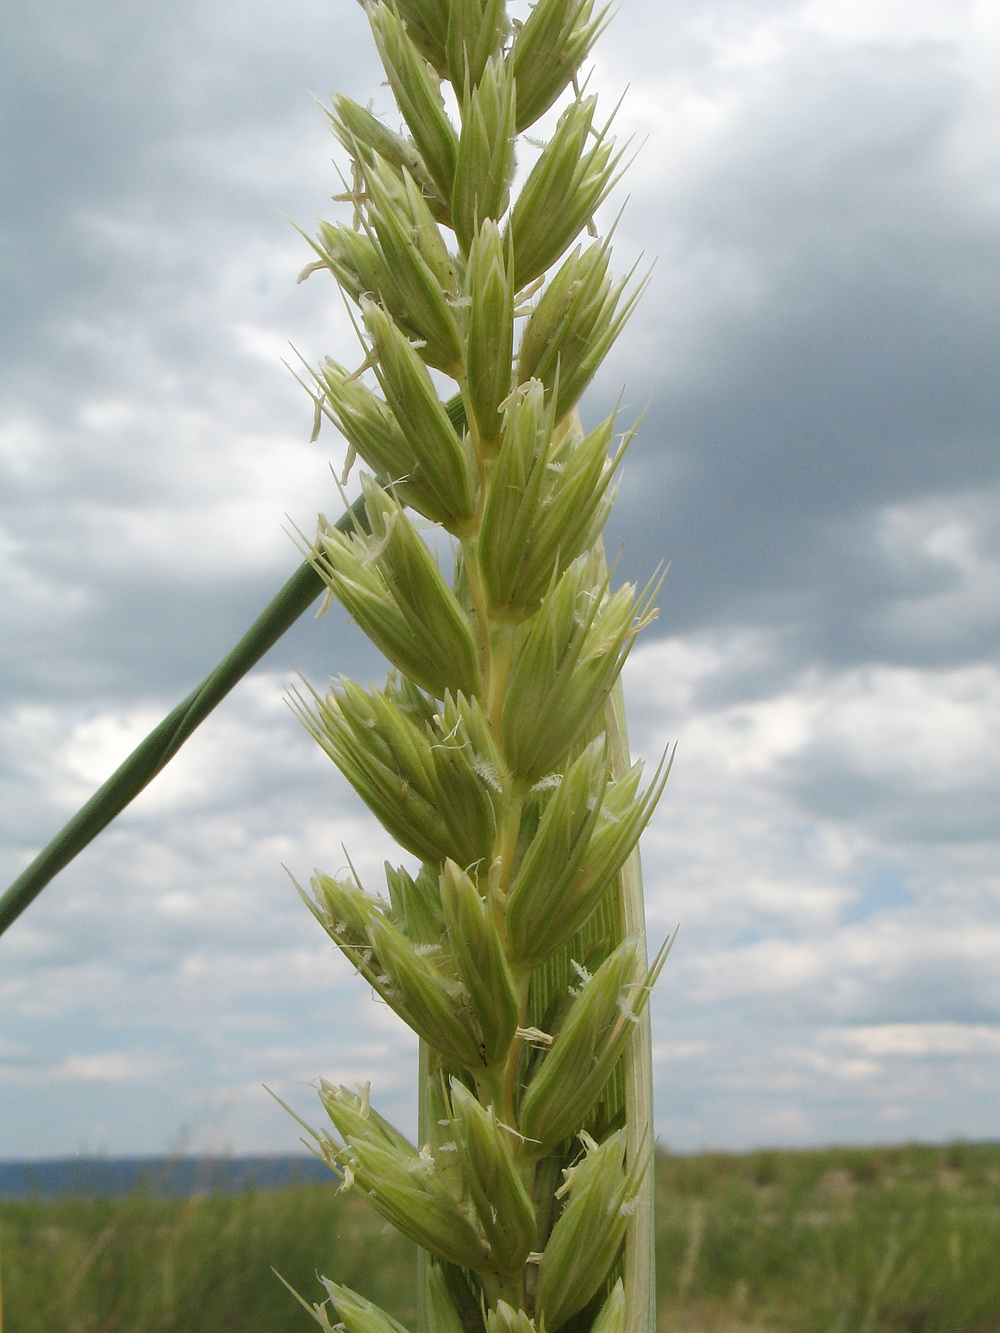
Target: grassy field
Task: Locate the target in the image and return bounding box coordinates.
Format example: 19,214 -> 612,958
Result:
2,1142 -> 999,1332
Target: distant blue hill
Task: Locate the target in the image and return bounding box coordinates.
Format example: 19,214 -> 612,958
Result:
0,1155 -> 335,1198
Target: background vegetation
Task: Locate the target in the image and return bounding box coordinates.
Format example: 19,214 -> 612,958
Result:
2,1142 -> 999,1332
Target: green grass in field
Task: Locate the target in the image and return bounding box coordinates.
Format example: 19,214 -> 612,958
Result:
1,1142 -> 999,1332
654,1142 -> 1000,1333
0,1183 -> 416,1332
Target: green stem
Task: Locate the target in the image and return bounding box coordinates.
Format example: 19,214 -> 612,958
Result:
464,539 -> 493,690
485,621 -> 517,739
0,493 -> 371,940
604,676 -> 657,1333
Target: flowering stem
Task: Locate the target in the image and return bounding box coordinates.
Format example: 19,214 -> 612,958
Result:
290,3 -> 666,1330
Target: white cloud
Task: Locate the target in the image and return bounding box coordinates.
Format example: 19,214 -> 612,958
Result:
827,1022 -> 1000,1058
52,1052 -> 169,1083
874,491 -> 1000,652
0,1049 -> 170,1087
621,630 -> 1000,1147
800,0 -> 975,45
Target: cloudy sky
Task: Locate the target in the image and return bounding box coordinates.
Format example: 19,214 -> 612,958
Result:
3,0 -> 999,1160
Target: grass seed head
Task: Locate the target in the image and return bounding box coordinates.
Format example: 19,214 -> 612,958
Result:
517,234 -> 643,420
360,481 -> 480,697
325,93 -> 424,182
487,1301 -> 542,1333
505,737 -> 611,963
500,552 -> 654,781
308,221 -> 389,309
320,1086 -> 490,1270
362,299 -> 477,532
319,1278 -> 414,1333
505,95 -> 623,290
292,0 -> 664,1324
361,160 -> 463,373
301,679 -> 497,866
464,218 -> 516,449
424,1263 -> 468,1333
511,0 -> 608,131
309,495 -> 478,700
387,0 -> 452,78
479,380 -> 559,615
591,1280 -> 627,1333
447,1080 -> 537,1272
452,52 -> 517,253
366,914 -> 487,1068
312,363 -> 461,526
367,2 -> 459,200
445,0 -> 510,90
439,859 -> 520,1066
519,937 -> 647,1153
535,1130 -> 639,1329
309,876 -> 484,1067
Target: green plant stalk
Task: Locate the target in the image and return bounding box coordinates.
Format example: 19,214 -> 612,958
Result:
287,2 -> 666,1331
0,496 -> 369,940
605,678 -> 656,1333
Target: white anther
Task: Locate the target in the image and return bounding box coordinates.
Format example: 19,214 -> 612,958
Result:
515,1026 -> 554,1048
495,1119 -> 541,1145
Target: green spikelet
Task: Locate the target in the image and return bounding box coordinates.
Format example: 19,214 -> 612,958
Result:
292,2 -> 665,1329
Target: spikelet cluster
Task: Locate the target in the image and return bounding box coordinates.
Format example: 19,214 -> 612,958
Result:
290,2 -> 667,1329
